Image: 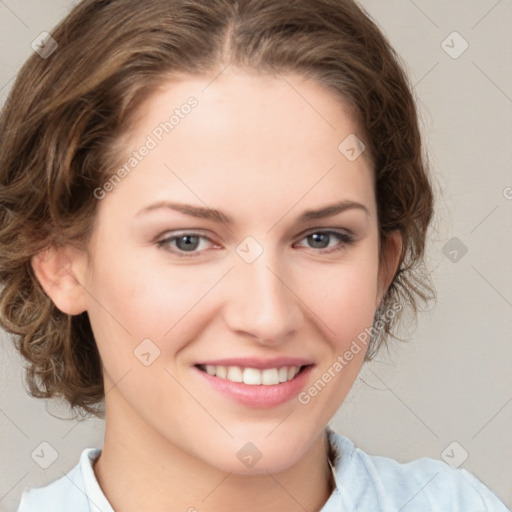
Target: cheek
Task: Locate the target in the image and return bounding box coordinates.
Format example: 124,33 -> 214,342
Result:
294,257 -> 380,424
304,254 -> 380,345
84,245 -> 221,358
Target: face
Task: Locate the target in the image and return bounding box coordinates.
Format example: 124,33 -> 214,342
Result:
68,70 -> 396,473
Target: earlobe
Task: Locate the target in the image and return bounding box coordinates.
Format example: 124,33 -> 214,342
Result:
31,245 -> 88,315
376,231 -> 403,308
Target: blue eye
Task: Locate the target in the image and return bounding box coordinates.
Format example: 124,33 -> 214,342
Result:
295,230 -> 354,253
156,233 -> 213,255
156,230 -> 354,258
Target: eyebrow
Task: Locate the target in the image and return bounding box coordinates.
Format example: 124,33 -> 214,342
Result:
135,200 -> 369,224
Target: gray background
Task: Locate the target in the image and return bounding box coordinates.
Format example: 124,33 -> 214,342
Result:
0,1 -> 511,510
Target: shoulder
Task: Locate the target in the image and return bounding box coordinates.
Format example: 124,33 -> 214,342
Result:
326,429 -> 510,512
17,448 -> 111,512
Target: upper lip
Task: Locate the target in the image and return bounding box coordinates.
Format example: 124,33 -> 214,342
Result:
194,357 -> 314,370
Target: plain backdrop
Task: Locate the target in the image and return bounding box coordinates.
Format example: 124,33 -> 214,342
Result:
0,1 -> 511,510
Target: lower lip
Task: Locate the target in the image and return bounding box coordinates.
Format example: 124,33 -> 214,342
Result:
193,365 -> 314,408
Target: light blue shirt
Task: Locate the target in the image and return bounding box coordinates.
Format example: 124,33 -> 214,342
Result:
18,427 -> 510,511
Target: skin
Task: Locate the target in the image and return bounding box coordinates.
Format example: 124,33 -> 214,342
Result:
33,69 -> 401,512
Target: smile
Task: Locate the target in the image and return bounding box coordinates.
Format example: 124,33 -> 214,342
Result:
194,363 -> 314,408
196,364 -> 306,385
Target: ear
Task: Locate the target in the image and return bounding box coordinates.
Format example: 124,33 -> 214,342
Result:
376,231 -> 403,308
31,244 -> 89,315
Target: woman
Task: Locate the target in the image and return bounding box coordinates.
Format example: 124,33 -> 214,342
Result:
0,0 -> 508,510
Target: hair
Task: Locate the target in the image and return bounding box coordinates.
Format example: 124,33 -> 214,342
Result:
0,0 -> 434,418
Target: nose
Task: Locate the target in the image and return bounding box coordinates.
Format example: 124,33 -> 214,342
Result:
222,250 -> 303,345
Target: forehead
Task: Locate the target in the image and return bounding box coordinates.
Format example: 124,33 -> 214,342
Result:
129,69 -> 366,156
103,70 -> 375,222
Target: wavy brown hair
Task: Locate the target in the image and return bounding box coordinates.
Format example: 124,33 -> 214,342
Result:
0,0 -> 434,418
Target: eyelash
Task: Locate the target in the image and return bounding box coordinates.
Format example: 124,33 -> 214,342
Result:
155,229 -> 355,258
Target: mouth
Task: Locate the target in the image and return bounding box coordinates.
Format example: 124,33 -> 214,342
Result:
193,362 -> 314,408
194,363 -> 312,386
192,355 -> 315,408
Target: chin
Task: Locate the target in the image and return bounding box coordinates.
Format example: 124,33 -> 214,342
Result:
195,429 -> 316,475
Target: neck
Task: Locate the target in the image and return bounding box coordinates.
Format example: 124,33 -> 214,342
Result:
93,392 -> 335,512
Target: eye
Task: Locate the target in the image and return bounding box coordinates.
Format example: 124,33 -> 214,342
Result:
156,232 -> 216,257
294,230 -> 354,253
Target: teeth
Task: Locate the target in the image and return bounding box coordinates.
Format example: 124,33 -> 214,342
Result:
261,368 -> 279,385
216,366 -> 227,379
227,366 -> 243,382
243,368 -> 261,385
278,367 -> 288,382
201,365 -> 303,385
